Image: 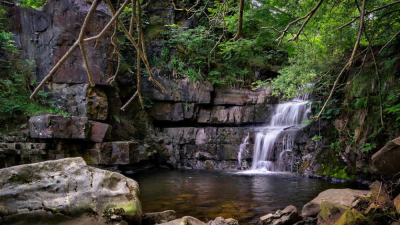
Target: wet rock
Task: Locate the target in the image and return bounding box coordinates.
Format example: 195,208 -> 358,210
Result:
301,189 -> 369,217
0,157 -> 142,224
29,115 -> 90,140
142,210 -> 177,225
158,216 -> 206,225
317,201 -> 349,225
51,84 -> 108,120
16,0 -> 114,84
259,205 -> 302,225
372,136 -> 400,176
207,217 -> 239,225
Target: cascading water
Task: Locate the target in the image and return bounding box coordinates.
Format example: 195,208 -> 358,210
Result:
247,96 -> 311,172
238,133 -> 249,167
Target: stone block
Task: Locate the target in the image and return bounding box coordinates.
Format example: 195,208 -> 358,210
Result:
51,84 -> 108,120
142,77 -> 213,103
89,121 -> 111,143
99,142 -> 144,165
213,86 -> 272,105
29,115 -> 90,140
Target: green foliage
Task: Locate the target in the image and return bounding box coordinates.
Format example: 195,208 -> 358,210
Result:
18,0 -> 47,8
0,31 -> 63,129
161,23 -> 286,85
360,143 -> 376,152
330,140 -> 341,152
311,135 -> 322,142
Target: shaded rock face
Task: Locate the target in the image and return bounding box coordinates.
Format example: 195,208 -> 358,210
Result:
0,157 -> 142,224
145,76 -> 275,125
15,0 -> 114,84
50,84 -> 108,120
156,127 -> 254,169
301,189 -> 369,217
372,136 -> 400,176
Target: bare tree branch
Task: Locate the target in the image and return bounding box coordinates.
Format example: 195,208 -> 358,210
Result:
106,0 -> 167,95
262,0 -> 324,45
379,29 -> 400,54
288,0 -> 323,42
233,0 -> 244,41
314,0 -> 366,121
339,0 -> 400,30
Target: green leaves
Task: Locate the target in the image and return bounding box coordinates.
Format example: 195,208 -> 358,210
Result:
360,143 -> 376,152
0,31 -> 64,127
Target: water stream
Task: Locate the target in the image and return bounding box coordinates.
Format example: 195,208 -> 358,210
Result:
244,98 -> 311,172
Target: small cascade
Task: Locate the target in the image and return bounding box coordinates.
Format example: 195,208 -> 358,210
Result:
249,98 -> 311,172
238,133 -> 249,167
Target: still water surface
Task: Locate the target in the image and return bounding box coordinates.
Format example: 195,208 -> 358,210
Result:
128,170 -> 362,224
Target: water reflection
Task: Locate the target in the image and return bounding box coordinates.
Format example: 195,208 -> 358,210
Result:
128,170 -> 362,224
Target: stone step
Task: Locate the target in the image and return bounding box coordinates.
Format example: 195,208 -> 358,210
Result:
0,143 -> 48,150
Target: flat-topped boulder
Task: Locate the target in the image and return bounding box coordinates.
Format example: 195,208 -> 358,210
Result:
372,136 -> 400,176
0,157 -> 142,224
301,189 -> 369,217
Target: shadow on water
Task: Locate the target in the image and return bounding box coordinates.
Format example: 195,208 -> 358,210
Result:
127,170 -> 365,224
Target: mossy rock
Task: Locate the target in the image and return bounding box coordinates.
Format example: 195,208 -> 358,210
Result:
318,201 -> 349,225
334,209 -> 368,225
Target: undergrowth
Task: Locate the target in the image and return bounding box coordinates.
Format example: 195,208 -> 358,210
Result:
0,31 -> 66,134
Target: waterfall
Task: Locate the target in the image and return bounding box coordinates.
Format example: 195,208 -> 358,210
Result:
248,98 -> 311,172
238,133 -> 249,167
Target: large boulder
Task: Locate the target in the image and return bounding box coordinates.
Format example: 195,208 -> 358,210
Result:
0,157 -> 142,224
259,205 -> 302,225
372,136 -> 400,176
301,189 -> 369,217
